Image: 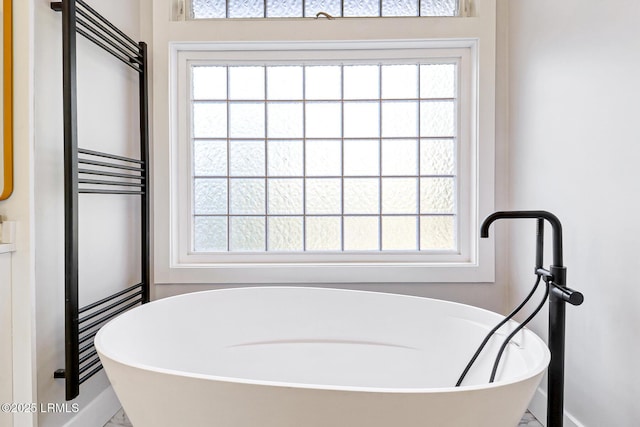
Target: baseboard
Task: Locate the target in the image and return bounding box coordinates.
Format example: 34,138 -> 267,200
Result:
62,386 -> 121,427
529,387 -> 584,427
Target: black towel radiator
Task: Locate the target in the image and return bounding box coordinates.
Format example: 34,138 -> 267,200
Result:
51,0 -> 150,401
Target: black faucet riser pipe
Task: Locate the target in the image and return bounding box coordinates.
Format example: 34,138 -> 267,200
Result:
536,218 -> 544,271
548,293 -> 566,426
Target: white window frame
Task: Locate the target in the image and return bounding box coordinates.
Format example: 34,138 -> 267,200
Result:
153,0 -> 496,284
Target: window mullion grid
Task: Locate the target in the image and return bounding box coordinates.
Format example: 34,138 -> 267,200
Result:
263,66 -> 269,251
191,0 -> 461,19
302,66 -> 307,251
190,66 -> 196,252
417,64 -> 422,250
377,64 -> 383,251
454,63 -> 460,250
190,59 -> 460,254
340,65 -> 345,251
225,66 -> 231,251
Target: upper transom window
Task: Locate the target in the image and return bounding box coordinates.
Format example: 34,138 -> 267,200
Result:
189,0 -> 460,19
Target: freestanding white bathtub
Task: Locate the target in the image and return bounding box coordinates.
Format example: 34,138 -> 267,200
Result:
95,287 -> 549,427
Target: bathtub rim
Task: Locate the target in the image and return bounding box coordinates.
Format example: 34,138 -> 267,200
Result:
95,286 -> 551,394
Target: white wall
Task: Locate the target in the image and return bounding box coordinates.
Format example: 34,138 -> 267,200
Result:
0,250 -> 14,427
0,0 -> 38,426
507,0 -> 640,425
33,0 -> 142,425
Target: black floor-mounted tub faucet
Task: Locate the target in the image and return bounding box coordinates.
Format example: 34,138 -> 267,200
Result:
481,210 -> 583,427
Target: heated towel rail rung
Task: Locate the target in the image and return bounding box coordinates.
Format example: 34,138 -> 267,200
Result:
79,354 -> 101,375
78,168 -> 145,181
78,189 -> 145,195
78,298 -> 143,335
78,178 -> 144,187
75,26 -> 142,72
75,11 -> 142,62
78,149 -> 144,165
80,366 -> 105,385
79,282 -> 143,313
76,0 -> 140,51
78,158 -> 144,173
79,290 -> 144,324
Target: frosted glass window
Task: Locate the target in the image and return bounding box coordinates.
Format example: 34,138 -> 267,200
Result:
343,0 -> 379,17
420,215 -> 455,250
344,217 -> 379,251
382,139 -> 418,176
192,0 -> 226,18
382,178 -> 418,214
382,65 -> 418,98
382,0 -> 418,17
268,217 -> 303,250
420,0 -> 457,17
381,101 -> 418,137
229,140 -> 265,176
194,217 -> 228,251
229,67 -> 265,99
194,179 -> 228,214
267,103 -> 303,138
306,178 -> 341,214
420,64 -> 456,98
306,103 -> 342,138
420,177 -> 455,214
266,0 -> 303,18
344,139 -> 379,176
382,216 -> 418,250
228,0 -> 263,18
268,140 -> 303,176
230,179 -> 265,214
305,140 -> 342,176
344,102 -> 380,138
192,0 -> 459,18
268,179 -> 303,214
343,179 -> 379,214
190,60 -> 458,253
344,66 -> 379,99
229,103 -> 265,138
306,217 -> 341,250
420,101 -> 455,137
420,139 -> 455,175
304,0 -> 341,18
267,66 -> 303,99
193,140 -> 227,176
192,66 -> 227,100
230,217 -> 266,251
305,66 -> 341,99
193,103 -> 227,138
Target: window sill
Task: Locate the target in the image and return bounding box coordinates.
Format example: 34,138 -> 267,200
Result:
157,255 -> 495,284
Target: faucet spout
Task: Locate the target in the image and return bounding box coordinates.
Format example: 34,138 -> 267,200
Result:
481,210 -> 563,267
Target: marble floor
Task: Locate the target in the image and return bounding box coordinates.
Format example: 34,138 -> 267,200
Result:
104,408 -> 543,426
